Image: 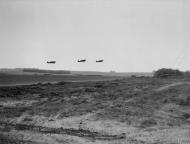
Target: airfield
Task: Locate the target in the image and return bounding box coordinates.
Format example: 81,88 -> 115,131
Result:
0,74 -> 119,86
0,71 -> 190,144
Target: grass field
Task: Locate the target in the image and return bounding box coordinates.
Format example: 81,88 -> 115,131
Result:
0,76 -> 190,144
0,74 -> 120,86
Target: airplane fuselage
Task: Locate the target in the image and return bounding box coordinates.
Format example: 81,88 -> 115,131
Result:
78,60 -> 86,62
47,61 -> 56,64
96,60 -> 104,62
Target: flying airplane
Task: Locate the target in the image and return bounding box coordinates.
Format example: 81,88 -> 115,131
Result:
77,59 -> 86,62
96,60 -> 104,62
47,61 -> 56,64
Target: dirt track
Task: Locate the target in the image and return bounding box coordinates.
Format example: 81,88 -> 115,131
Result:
156,81 -> 190,91
0,121 -> 126,141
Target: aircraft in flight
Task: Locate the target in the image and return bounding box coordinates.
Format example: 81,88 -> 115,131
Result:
47,61 -> 56,64
77,59 -> 86,62
96,60 -> 104,62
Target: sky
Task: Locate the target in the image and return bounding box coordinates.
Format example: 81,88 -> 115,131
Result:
0,0 -> 190,72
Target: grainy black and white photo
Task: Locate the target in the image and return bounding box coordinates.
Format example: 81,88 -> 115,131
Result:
0,0 -> 190,144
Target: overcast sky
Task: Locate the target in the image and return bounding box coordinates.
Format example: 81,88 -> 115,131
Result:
0,0 -> 190,72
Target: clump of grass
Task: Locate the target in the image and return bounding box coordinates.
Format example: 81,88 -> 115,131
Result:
84,87 -> 96,92
56,81 -> 70,85
140,118 -> 157,128
23,117 -> 33,122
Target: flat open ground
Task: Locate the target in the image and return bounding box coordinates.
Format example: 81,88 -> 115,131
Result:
1,76 -> 190,144
0,74 -> 119,86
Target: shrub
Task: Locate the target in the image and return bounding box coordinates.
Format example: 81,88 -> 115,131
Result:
153,68 -> 183,78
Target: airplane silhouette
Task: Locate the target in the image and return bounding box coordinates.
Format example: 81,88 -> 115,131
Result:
78,59 -> 86,62
96,60 -> 104,62
47,61 -> 56,64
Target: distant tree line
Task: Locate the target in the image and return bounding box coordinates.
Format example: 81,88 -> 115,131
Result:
153,68 -> 183,78
23,68 -> 71,75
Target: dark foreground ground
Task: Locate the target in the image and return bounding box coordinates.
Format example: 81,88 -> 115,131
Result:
0,76 -> 190,144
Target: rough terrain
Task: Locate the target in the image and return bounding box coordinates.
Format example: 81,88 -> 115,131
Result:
0,77 -> 190,144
